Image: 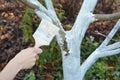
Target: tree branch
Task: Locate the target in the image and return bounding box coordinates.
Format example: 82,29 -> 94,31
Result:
45,0 -> 55,13
20,0 -> 64,31
44,0 -> 65,31
80,50 -> 98,79
102,42 -> 120,51
99,19 -> 120,48
80,19 -> 120,79
98,48 -> 120,58
20,0 -> 39,10
71,0 -> 98,45
35,10 -> 52,22
94,12 -> 120,21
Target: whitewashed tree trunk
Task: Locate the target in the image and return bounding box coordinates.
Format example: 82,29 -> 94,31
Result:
20,0 -> 120,80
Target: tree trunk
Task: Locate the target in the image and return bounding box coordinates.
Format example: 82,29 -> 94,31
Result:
61,0 -> 98,79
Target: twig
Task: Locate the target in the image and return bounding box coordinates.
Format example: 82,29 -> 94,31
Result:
20,0 -> 39,10
100,19 -> 120,47
94,12 -> 120,21
95,30 -> 120,42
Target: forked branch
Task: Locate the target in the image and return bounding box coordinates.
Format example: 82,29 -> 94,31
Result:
20,0 -> 64,31
81,19 -> 120,79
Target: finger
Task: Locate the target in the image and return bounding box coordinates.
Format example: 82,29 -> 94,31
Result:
36,55 -> 39,60
34,48 -> 43,54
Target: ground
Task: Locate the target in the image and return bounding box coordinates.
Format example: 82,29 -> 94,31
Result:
0,0 -> 120,80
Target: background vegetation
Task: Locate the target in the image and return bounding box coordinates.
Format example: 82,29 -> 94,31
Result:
0,0 -> 120,80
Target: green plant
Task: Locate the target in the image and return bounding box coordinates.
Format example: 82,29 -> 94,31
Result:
85,55 -> 120,80
55,3 -> 66,22
24,71 -> 36,80
113,29 -> 120,42
81,37 -> 120,80
81,37 -> 99,62
36,39 -> 63,79
19,7 -> 35,41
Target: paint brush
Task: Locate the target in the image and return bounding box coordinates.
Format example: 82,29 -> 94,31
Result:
33,20 -> 59,48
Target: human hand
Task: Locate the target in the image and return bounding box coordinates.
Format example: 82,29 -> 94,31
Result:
12,47 -> 42,70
